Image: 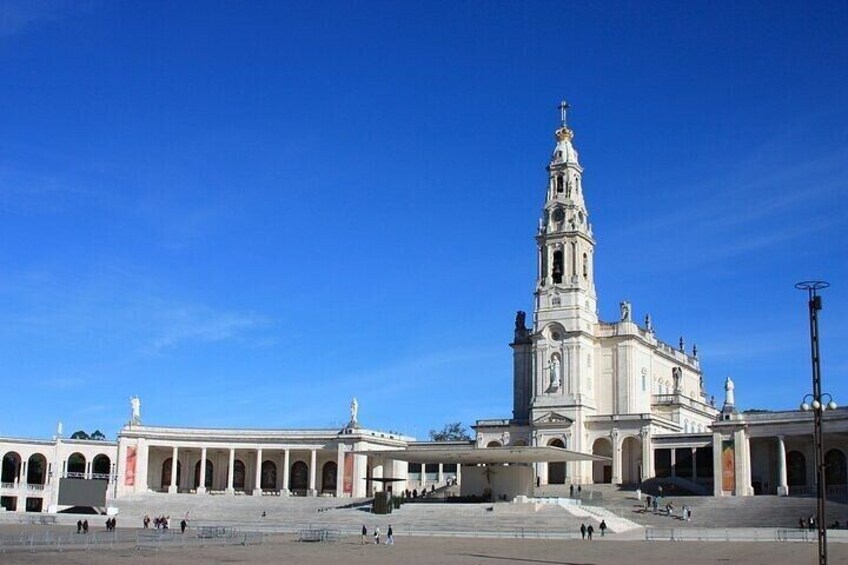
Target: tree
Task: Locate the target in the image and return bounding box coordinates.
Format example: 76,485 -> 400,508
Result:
90,430 -> 107,441
429,422 -> 471,442
70,430 -> 90,440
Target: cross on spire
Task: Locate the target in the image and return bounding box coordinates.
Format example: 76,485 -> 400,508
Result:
558,100 -> 570,127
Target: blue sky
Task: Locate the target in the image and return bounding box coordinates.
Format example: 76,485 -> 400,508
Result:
1,1 -> 846,440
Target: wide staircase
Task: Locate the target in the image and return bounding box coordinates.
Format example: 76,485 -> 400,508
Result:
557,483 -> 848,529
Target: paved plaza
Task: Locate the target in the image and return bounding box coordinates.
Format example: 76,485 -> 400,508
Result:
1,528 -> 845,565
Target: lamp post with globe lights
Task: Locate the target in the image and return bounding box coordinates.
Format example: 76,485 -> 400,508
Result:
795,280 -> 833,565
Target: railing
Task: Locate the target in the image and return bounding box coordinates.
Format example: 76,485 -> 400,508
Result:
644,527 -> 837,542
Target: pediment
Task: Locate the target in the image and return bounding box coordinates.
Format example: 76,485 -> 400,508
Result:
533,411 -> 573,425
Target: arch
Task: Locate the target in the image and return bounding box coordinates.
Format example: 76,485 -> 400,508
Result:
621,436 -> 642,484
825,449 -> 847,486
27,454 -> 47,485
92,454 -> 111,479
321,461 -> 337,493
547,438 -> 566,484
67,453 -> 86,476
233,459 -> 246,490
161,458 -> 182,488
1,452 -> 22,483
592,438 -> 613,484
194,460 -> 213,489
486,441 -> 502,448
787,451 -> 807,487
261,460 -> 277,490
290,461 -> 308,494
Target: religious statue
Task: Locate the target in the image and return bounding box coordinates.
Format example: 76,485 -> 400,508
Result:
679,336 -> 685,352
693,344 -> 698,358
644,313 -> 653,332
57,421 -> 63,438
620,301 -> 632,322
724,377 -> 735,408
672,367 -> 682,391
515,311 -> 526,331
549,357 -> 561,389
130,396 -> 141,424
350,397 -> 358,425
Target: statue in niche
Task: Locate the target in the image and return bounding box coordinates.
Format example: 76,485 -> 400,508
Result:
620,300 -> 632,322
672,367 -> 682,391
130,396 -> 141,424
350,397 -> 359,425
549,358 -> 561,389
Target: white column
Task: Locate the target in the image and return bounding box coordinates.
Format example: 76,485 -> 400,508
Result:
641,432 -> 653,481
691,447 -> 697,481
253,448 -> 263,496
20,461 -> 27,486
198,448 -> 207,494
670,448 -> 676,478
282,449 -> 290,495
226,448 -> 235,494
437,463 -> 444,485
168,446 -> 178,493
611,436 -> 622,484
336,444 -> 345,497
777,435 -> 788,496
308,449 -> 317,496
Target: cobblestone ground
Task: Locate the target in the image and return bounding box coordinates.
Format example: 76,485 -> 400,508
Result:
1,530 -> 845,565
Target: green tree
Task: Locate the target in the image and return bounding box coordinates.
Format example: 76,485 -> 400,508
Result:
90,430 -> 107,440
70,430 -> 90,440
428,422 -> 471,442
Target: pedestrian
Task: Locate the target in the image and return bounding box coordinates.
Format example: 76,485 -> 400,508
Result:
143,514 -> 150,529
577,485 -> 582,495
636,487 -> 641,501
387,524 -> 394,545
180,519 -> 187,534
599,520 -> 607,536
82,520 -> 89,534
587,524 -> 594,540
658,485 -> 663,497
374,526 -> 381,544
652,497 -> 658,514
580,523 -> 587,539
361,524 -> 367,545
686,506 -> 692,522
569,484 -> 574,498
799,517 -> 805,530
77,520 -> 82,534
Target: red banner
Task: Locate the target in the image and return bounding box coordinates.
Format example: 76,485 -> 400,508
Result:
125,446 -> 137,486
721,439 -> 735,492
343,453 -> 354,494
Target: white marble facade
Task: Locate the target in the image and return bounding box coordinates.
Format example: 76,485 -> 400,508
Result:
2,107 -> 847,513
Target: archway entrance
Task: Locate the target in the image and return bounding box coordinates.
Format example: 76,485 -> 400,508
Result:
621,436 -> 642,484
825,449 -> 847,487
592,438 -> 612,484
322,461 -> 337,493
67,453 -> 86,477
1,452 -> 21,483
261,461 -> 277,490
290,461 -> 308,494
547,439 -> 566,484
233,460 -> 246,490
27,454 -> 47,485
92,455 -> 111,480
787,451 -> 807,488
161,458 -> 181,489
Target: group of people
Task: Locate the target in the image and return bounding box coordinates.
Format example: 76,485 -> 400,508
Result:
75,519 -> 89,534
579,520 -> 606,539
361,524 -> 394,545
404,487 -> 436,499
800,515 -> 845,530
104,517 -> 118,531
142,514 -> 190,533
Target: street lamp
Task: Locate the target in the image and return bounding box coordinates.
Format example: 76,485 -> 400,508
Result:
795,280 -> 831,565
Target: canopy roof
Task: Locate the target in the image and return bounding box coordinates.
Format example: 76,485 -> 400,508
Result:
357,445 -> 609,464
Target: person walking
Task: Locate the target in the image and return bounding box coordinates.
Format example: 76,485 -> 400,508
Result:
387,524 -> 394,545
580,523 -> 587,539
569,484 -> 574,498
361,524 -> 367,545
77,520 -> 82,534
180,519 -> 187,534
599,520 -> 607,536
587,524 -> 594,540
374,526 -> 381,544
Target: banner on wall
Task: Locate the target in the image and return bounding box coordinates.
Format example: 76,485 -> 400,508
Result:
125,446 -> 137,486
721,439 -> 735,492
343,453 -> 354,494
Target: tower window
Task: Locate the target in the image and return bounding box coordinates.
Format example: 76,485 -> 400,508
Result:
556,175 -> 564,193
552,250 -> 564,284
582,253 -> 588,278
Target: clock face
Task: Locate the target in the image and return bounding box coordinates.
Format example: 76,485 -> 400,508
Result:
552,208 -> 565,222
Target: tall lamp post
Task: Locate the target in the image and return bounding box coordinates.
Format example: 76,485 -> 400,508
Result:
795,280 -> 834,565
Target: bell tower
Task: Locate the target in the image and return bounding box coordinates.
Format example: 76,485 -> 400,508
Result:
534,101 -> 598,333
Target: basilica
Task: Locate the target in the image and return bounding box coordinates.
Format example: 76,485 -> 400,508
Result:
2,107 -> 847,514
